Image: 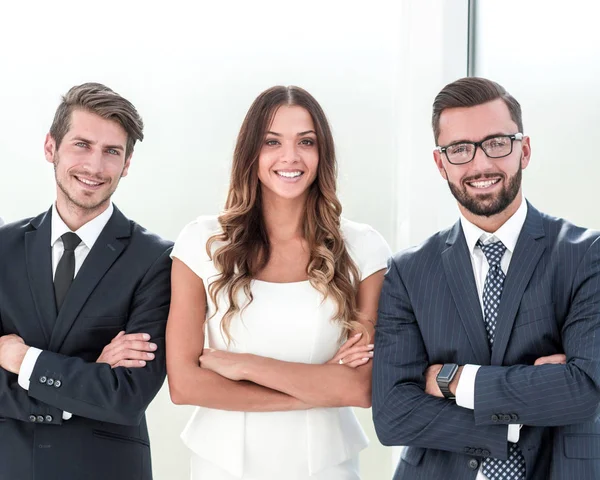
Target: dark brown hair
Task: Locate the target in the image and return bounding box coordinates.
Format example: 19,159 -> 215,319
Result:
49,82 -> 144,158
432,77 -> 523,143
207,86 -> 361,343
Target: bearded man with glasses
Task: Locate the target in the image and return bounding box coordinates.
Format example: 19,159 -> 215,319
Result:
373,77 -> 600,480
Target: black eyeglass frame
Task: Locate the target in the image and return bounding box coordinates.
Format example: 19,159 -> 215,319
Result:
436,133 -> 524,165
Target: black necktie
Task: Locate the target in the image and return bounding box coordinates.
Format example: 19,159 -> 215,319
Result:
54,232 -> 82,311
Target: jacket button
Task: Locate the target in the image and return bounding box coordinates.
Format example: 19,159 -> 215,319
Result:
511,413 -> 519,421
29,415 -> 37,422
482,450 -> 491,457
491,414 -> 499,422
54,380 -> 62,388
464,447 -> 471,454
36,415 -> 44,423
475,448 -> 483,455
47,378 -> 54,386
45,415 -> 53,423
39,376 -> 47,384
468,458 -> 479,470
502,414 -> 511,422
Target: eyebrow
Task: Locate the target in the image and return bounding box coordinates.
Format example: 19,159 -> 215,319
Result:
442,132 -> 514,146
266,130 -> 317,137
71,136 -> 124,151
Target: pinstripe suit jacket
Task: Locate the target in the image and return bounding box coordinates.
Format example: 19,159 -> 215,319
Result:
372,203 -> 600,479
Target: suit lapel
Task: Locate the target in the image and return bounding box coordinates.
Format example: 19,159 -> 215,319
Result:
48,207 -> 131,352
24,208 -> 56,345
491,204 -> 546,365
442,222 -> 491,365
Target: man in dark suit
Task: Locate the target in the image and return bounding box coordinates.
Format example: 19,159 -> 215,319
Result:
0,83 -> 172,480
372,77 -> 600,479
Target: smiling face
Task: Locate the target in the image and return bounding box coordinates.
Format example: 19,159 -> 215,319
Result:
45,109 -> 131,216
257,105 -> 319,203
433,98 -> 531,225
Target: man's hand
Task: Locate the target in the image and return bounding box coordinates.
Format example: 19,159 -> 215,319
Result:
0,334 -> 30,374
534,353 -> 567,365
327,333 -> 374,368
96,331 -> 157,368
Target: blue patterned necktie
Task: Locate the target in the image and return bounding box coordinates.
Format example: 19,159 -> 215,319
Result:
477,240 -> 526,480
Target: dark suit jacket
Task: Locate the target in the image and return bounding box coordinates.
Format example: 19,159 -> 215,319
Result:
0,206 -> 173,480
372,203 -> 600,480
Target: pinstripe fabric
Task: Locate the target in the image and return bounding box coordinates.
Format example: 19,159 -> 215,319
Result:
372,203 -> 600,480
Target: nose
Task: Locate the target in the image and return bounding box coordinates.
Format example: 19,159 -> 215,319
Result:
280,143 -> 299,163
82,149 -> 104,175
470,145 -> 495,171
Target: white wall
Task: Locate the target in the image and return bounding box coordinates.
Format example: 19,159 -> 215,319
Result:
474,0 -> 600,229
0,1 -> 410,478
5,0 -> 595,478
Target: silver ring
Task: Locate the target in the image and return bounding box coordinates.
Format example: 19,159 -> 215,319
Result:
339,358 -> 344,365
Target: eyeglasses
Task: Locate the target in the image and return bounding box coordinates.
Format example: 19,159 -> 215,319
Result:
436,133 -> 524,165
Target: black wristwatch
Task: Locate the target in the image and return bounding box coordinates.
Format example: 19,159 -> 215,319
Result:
436,363 -> 458,399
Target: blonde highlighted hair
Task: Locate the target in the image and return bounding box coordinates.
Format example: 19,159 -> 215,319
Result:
207,86 -> 361,343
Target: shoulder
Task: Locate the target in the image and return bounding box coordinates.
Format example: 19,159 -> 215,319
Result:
537,210 -> 600,260
0,216 -> 39,248
390,225 -> 453,272
171,215 -> 222,280
341,218 -> 392,281
173,215 -> 222,253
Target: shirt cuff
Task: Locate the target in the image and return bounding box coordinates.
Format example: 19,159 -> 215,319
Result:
455,364 -> 480,409
63,411 -> 72,420
17,347 -> 42,390
508,424 -> 522,443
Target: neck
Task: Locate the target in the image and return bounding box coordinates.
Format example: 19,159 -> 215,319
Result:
261,191 -> 306,242
55,194 -> 110,231
460,193 -> 523,233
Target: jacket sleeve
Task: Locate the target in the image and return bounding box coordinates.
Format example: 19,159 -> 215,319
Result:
372,256 -> 511,460
26,247 -> 172,426
474,237 -> 600,427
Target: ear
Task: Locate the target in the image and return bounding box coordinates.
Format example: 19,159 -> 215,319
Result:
433,149 -> 448,180
520,135 -> 531,170
121,154 -> 132,178
44,134 -> 56,164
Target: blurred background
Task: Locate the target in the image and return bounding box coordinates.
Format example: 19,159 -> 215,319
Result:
1,0 -> 598,478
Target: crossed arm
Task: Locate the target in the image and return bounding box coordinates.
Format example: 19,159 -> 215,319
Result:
372,241 -> 600,458
0,249 -> 172,425
165,258 -> 384,411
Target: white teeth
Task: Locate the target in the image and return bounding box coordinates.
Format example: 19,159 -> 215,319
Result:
77,177 -> 101,186
469,179 -> 499,188
277,171 -> 303,178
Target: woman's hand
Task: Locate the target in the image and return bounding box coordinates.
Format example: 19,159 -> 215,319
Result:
327,333 -> 374,368
199,349 -> 250,381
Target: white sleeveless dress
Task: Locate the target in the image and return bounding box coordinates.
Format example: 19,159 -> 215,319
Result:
171,216 -> 391,480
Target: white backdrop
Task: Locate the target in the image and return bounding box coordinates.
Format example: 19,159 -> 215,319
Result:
2,0 -> 598,478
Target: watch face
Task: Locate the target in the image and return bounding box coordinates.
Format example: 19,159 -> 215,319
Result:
438,364 -> 457,381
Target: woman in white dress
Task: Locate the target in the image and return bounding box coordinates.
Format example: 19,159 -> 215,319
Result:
166,86 -> 391,480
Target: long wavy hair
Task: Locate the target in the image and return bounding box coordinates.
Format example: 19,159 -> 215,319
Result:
207,86 -> 361,343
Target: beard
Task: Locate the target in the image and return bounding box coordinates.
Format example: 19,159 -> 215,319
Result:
54,154 -> 117,212
446,165 -> 522,217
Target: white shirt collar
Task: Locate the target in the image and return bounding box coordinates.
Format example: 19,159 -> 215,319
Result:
460,199 -> 528,255
51,202 -> 114,250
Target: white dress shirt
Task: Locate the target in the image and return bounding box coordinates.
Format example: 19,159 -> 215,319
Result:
17,202 -> 114,420
0,216 -> 5,226
454,199 -> 528,480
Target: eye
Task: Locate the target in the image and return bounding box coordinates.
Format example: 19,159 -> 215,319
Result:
265,139 -> 280,146
299,139 -> 315,146
75,142 -> 88,148
107,148 -> 120,156
448,143 -> 470,155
